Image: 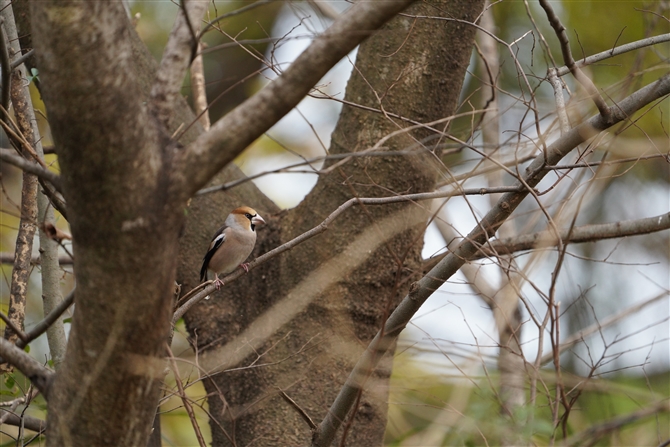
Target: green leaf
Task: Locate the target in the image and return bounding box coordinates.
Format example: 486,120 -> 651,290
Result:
27,67 -> 39,84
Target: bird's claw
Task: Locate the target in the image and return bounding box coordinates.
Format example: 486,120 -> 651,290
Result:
213,276 -> 225,290
240,263 -> 250,273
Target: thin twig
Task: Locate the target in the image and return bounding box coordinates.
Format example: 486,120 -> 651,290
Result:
198,0 -> 277,39
166,345 -> 207,447
278,389 -> 317,430
423,211 -> 670,269
0,106 -> 49,168
173,186 -> 529,323
544,153 -> 669,170
0,18 -> 10,118
17,288 -> 75,349
548,68 -> 571,134
311,74 -> 670,447
484,211 -> 670,257
0,148 -> 62,191
0,338 -> 52,397
39,179 -> 68,219
537,292 -> 668,366
539,0 -> 611,121
182,0 -> 418,196
563,400 -> 670,446
10,48 -> 34,70
555,33 -> 670,77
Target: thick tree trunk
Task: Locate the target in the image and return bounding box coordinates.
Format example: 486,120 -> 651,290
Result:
179,1 -> 484,445
29,3 -> 200,445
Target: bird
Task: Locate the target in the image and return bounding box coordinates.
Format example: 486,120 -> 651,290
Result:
200,206 -> 265,289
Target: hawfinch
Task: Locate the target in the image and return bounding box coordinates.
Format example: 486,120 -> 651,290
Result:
200,206 -> 265,289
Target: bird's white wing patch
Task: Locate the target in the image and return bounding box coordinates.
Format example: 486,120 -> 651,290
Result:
209,231 -> 226,251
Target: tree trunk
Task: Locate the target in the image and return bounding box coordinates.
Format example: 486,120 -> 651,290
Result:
30,3 -> 195,445
179,1 -> 484,445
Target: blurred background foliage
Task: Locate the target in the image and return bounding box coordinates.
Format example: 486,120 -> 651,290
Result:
1,0 -> 668,445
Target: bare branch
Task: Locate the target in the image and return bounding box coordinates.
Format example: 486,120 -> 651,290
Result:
480,211 -> 670,258
0,387 -> 39,431
198,0 -> 278,38
537,292 -> 668,366
539,0 -> 612,121
190,42 -> 210,131
548,68 -> 571,134
150,0 -> 208,128
555,33 -> 670,77
279,389 -> 317,431
196,106 -> 492,196
17,288 -> 75,350
0,252 -> 73,265
10,48 -> 34,70
0,148 -> 62,191
307,0 -> 340,21
0,289 -> 74,366
3,0 -> 69,371
564,400 -> 670,446
0,411 -> 46,433
173,186 -> 527,323
426,210 -> 670,270
0,338 -> 52,397
38,179 -> 68,220
0,87 -> 34,362
0,311 -> 28,343
180,0 -> 417,196
312,74 -> 670,447
0,19 -> 10,116
166,346 -> 207,447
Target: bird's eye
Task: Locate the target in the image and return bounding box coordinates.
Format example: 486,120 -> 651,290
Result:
245,213 -> 252,219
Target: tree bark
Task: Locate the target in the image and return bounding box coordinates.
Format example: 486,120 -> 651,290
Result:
179,1 -> 484,445
30,3 -> 188,445
0,0 -> 38,366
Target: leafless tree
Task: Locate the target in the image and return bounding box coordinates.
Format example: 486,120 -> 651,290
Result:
0,1 -> 668,446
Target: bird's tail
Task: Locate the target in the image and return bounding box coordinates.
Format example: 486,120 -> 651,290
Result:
199,262 -> 208,283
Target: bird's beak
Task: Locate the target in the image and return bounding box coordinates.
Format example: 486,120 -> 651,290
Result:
252,214 -> 266,226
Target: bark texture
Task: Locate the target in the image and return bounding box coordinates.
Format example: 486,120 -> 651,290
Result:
1,16 -> 39,366
179,1 -> 484,445
29,3 -> 194,445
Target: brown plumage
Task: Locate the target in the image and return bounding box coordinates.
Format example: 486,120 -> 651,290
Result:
200,206 -> 265,288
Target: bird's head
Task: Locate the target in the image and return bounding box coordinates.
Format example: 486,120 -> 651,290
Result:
230,206 -> 265,231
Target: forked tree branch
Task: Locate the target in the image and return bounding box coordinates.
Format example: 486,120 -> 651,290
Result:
179,0 -> 417,197
16,289 -> 75,350
539,0 -> 612,121
0,289 -> 74,366
173,186 -> 527,323
423,211 -> 670,269
151,0 -> 209,128
311,74 -> 670,446
537,291 -> 668,366
0,148 -> 62,191
482,211 -> 670,256
555,33 -> 670,77
0,338 -> 52,397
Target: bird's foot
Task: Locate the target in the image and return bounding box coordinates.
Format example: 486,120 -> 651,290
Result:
213,275 -> 225,290
240,263 -> 250,273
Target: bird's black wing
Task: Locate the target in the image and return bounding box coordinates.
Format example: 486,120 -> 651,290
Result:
200,226 -> 227,282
